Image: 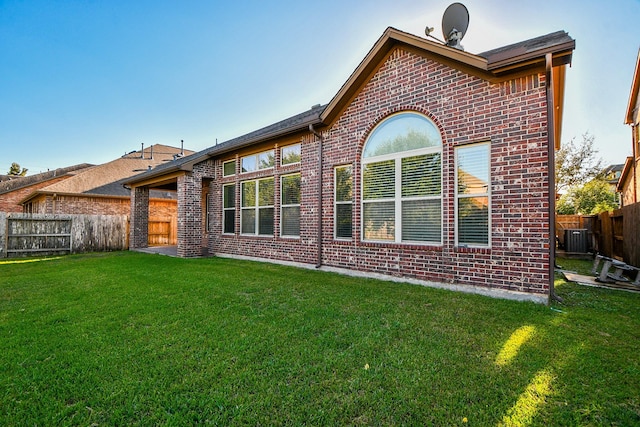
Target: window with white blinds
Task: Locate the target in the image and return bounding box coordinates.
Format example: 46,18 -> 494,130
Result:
281,173 -> 300,237
334,165 -> 353,239
241,177 -> 274,236
362,112 -> 442,244
455,143 -> 490,246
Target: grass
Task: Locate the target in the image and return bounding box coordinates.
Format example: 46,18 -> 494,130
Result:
1,252 -> 639,426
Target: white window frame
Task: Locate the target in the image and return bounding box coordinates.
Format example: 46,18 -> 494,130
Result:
361,147 -> 442,244
223,160 -> 236,177
241,150 -> 275,173
222,183 -> 236,234
334,165 -> 353,240
240,177 -> 274,236
280,173 -> 301,238
454,142 -> 491,248
281,143 -> 301,166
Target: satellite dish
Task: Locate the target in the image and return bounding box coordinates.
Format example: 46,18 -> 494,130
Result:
441,3 -> 469,50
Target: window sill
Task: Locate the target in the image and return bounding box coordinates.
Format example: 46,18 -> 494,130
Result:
454,246 -> 491,254
360,240 -> 443,251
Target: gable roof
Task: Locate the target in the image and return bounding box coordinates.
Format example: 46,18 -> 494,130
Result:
321,27 -> 574,126
0,163 -> 94,195
617,156 -> 635,192
127,27 -> 575,187
21,144 -> 193,203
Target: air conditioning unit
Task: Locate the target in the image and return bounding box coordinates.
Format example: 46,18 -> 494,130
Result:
564,229 -> 588,253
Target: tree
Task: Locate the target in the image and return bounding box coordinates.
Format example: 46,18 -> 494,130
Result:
7,162 -> 28,176
557,178 -> 618,215
555,133 -> 603,194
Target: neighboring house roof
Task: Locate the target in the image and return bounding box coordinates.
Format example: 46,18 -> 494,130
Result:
625,48 -> 640,125
617,157 -> 634,192
20,144 -> 193,203
603,163 -> 624,187
0,164 -> 94,195
127,105 -> 326,185
126,27 -> 574,187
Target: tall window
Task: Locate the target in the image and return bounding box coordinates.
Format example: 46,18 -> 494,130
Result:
223,183 -> 235,234
455,143 -> 490,246
241,178 -> 274,235
362,112 -> 442,243
335,165 -> 353,239
281,173 -> 301,237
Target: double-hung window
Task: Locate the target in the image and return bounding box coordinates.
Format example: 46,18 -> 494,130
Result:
362,112 -> 442,243
281,173 -> 301,237
223,183 -> 236,234
334,165 -> 353,239
455,143 -> 490,246
241,178 -> 274,235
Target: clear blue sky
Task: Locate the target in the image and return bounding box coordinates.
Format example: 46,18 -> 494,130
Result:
2,0 -> 639,174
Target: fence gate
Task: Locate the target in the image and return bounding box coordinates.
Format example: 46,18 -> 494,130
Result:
148,218 -> 171,246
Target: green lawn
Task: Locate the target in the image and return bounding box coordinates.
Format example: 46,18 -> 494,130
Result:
1,252 -> 638,426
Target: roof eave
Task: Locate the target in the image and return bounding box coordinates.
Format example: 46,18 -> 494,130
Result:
321,27 -> 490,126
486,40 -> 575,74
625,48 -> 640,125
125,113 -> 324,187
19,190 -> 132,205
617,156 -> 635,192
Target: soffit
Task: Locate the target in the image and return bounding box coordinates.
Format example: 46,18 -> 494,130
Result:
626,49 -> 640,125
321,28 -> 575,128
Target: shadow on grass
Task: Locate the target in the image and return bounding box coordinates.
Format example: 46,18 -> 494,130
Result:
0,253 -> 638,425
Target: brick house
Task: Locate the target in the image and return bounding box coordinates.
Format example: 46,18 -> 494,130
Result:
0,164 -> 94,213
127,27 -> 575,302
19,144 -> 193,245
620,48 -> 640,206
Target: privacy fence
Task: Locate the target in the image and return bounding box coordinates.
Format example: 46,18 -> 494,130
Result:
0,213 -> 128,258
556,201 -> 640,268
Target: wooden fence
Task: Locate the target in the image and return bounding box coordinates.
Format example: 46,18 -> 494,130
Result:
148,216 -> 176,246
556,214 -> 596,252
592,202 -> 640,268
0,213 -> 129,258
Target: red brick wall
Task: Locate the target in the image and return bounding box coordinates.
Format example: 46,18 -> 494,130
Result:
318,47 -> 550,294
130,187 -> 149,248
0,176 -> 69,212
192,47 -> 551,296
203,146 -> 319,265
46,195 -> 131,215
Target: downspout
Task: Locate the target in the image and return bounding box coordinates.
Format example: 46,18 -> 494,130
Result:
309,124 -> 324,268
546,53 -> 560,304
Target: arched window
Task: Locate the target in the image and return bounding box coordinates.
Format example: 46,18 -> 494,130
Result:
361,112 -> 442,243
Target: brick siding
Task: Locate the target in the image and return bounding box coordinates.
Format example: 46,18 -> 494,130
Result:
173,47 -> 553,296
130,187 -> 149,248
0,176 -> 69,212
